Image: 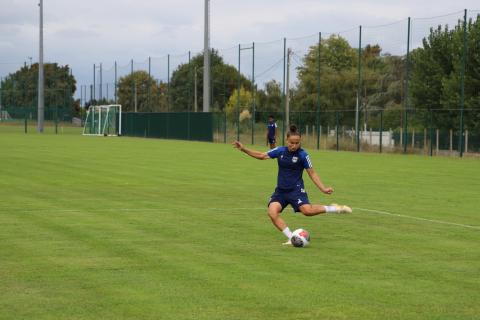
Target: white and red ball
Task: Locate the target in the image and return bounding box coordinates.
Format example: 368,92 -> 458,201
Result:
291,228 -> 310,247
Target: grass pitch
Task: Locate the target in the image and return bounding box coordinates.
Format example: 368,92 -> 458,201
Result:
0,129 -> 479,320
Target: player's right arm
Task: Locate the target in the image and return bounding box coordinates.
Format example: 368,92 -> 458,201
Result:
233,141 -> 270,160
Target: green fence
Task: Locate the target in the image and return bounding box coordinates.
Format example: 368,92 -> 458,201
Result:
211,109 -> 480,156
121,112 -> 213,142
0,106 -> 80,134
68,9 -> 480,158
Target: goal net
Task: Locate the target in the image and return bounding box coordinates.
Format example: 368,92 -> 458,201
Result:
83,105 -> 122,136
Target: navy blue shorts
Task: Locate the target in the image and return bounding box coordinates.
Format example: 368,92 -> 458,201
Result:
268,137 -> 276,144
268,186 -> 310,213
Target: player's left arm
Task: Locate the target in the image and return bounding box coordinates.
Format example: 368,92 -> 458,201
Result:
306,168 -> 334,195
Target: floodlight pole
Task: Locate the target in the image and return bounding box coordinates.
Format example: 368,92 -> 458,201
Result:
355,25 -> 362,152
203,0 -> 210,112
285,48 -> 292,129
99,63 -> 103,101
37,0 -> 45,133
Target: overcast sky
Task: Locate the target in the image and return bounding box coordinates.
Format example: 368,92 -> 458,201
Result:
1,0 -> 479,98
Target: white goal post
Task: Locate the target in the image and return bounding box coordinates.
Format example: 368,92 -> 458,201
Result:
82,105 -> 122,136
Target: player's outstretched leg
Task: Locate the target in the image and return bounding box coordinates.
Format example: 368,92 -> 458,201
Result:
299,204 -> 352,216
329,204 -> 352,213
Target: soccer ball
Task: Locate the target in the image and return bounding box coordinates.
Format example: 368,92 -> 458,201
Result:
291,228 -> 310,247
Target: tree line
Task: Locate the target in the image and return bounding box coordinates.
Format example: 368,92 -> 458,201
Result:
1,15 -> 478,131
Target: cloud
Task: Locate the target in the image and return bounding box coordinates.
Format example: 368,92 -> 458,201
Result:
0,0 -> 478,92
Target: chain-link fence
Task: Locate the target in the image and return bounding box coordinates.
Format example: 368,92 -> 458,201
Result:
1,10 -> 479,155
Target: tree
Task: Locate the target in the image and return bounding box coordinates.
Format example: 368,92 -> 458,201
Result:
0,63 -> 76,111
169,50 -> 252,112
117,71 -> 167,112
256,80 -> 283,119
410,15 -> 480,131
225,86 -> 254,123
293,35 -> 358,126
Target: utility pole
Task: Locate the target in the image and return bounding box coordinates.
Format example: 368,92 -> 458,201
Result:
37,0 -> 44,133
194,66 -> 198,112
134,84 -> 137,112
285,48 -> 292,129
203,0 -> 210,112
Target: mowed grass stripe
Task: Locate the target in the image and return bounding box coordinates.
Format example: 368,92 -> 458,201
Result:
0,130 -> 479,319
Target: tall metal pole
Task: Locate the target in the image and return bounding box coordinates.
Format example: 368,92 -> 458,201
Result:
0,77 -> 3,113
404,17 -> 411,154
188,51 -> 192,111
148,57 -> 151,110
285,48 -> 292,129
194,66 -> 198,112
167,54 -> 170,112
459,9 -> 467,157
237,44 -> 241,141
251,42 -> 255,145
37,0 -> 44,133
282,37 -> 286,145
93,64 -> 96,101
203,0 -> 211,112
316,32 -> 321,150
114,61 -> 117,104
99,63 -> 103,101
355,25 -> 362,152
131,59 -> 134,111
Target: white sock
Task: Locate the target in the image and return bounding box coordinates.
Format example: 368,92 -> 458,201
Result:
282,227 -> 292,239
324,205 -> 337,213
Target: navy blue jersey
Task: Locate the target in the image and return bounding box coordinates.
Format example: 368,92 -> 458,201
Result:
267,121 -> 277,139
267,146 -> 313,191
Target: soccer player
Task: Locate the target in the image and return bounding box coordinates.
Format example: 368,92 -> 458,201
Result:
233,125 -> 352,245
266,115 -> 277,148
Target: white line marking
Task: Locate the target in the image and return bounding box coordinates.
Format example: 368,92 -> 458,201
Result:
354,207 -> 480,231
2,206 -> 479,231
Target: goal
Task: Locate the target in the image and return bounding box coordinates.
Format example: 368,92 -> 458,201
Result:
83,105 -> 122,136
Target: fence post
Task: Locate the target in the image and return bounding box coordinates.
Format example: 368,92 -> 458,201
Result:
429,110 -> 433,156
449,129 -> 453,153
465,129 -> 468,153
458,9 -> 467,157
224,109 -> 227,144
412,128 -> 415,149
436,129 -> 439,155
400,127 -> 403,147
379,110 -> 383,153
55,106 -> 58,134
404,17 -> 411,154
316,32 -> 321,150
336,111 -> 339,151
319,125 -> 322,149
424,128 -> 427,153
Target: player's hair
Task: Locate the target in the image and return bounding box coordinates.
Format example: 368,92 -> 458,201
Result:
287,125 -> 301,138
268,115 -> 274,119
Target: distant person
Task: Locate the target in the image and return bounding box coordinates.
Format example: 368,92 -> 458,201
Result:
233,125 -> 352,245
266,115 -> 277,148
